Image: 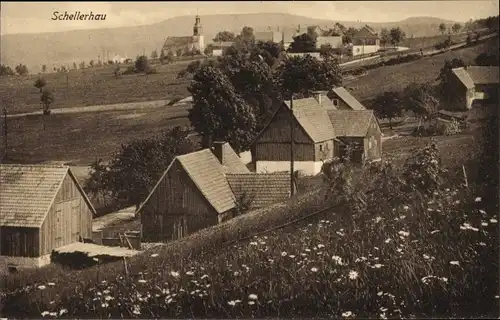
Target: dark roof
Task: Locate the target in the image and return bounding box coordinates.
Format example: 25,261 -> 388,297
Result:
327,110 -> 376,137
0,164 -> 96,228
226,172 -> 291,210
452,66 -> 499,89
330,87 -> 367,110
284,98 -> 336,142
162,36 -> 195,51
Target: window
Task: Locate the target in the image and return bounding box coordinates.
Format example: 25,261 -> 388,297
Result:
319,145 -> 323,151
332,99 -> 339,106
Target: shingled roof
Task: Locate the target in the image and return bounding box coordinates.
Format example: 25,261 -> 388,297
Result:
330,87 -> 367,110
0,164 -> 95,228
226,172 -> 291,210
213,142 -> 251,174
327,110 -> 376,137
284,98 -> 336,143
452,66 -> 499,89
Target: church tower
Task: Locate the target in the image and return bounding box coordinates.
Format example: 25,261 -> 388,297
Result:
193,15 -> 202,36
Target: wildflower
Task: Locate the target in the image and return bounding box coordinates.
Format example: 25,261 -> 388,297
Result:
150,253 -> 159,257
423,254 -> 430,260
170,271 -> 180,278
342,311 -> 353,317
430,230 -> 440,234
248,293 -> 258,300
482,222 -> 488,226
398,230 -> 410,237
233,271 -> 240,276
165,297 -> 173,304
101,302 -> 109,308
47,282 -> 55,287
288,255 -> 296,259
380,313 -> 387,319
201,274 -> 209,280
281,251 -> 287,257
495,295 -> 499,299
318,244 -> 325,249
475,197 -> 482,202
186,271 -> 194,276
440,277 -> 448,282
132,305 -> 141,315
311,267 -> 319,272
59,309 -> 68,316
228,300 -> 241,306
490,218 -> 498,223
138,279 -> 147,283
305,248 -> 311,252
479,242 -> 487,246
403,205 -> 409,210
250,241 -> 258,246
450,261 -> 460,266
384,238 -> 392,243
396,248 -> 403,253
93,257 -> 99,262
348,270 -> 359,280
380,307 -> 388,312
248,301 -> 256,305
375,216 -> 383,223
377,291 -> 383,296
41,311 -> 50,317
337,231 -> 345,236
373,264 -> 384,269
332,255 -> 343,265
49,312 -> 57,317
399,215 -> 406,219
479,209 -> 487,214
38,285 -> 46,290
105,295 -> 114,301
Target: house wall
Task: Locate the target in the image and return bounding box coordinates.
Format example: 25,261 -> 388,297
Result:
329,95 -> 354,110
1,227 -> 39,257
363,117 -> 383,162
256,160 -> 324,176
316,36 -> 343,49
0,254 -> 51,273
352,44 -> 380,56
39,173 -> 93,255
314,140 -> 336,162
339,137 -> 365,163
141,160 -> 219,243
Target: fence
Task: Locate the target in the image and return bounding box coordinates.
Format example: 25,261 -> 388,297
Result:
92,230 -> 142,250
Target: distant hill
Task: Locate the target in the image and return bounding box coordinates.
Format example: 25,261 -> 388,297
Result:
1,13 -> 459,73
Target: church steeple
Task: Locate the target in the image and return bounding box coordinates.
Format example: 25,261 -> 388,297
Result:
193,15 -> 202,36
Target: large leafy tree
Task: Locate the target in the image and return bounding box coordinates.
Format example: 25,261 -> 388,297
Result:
84,127 -> 197,209
287,33 -> 317,53
389,27 -> 406,47
475,52 -> 499,66
188,65 -> 257,152
213,31 -> 236,42
435,58 -> 466,110
379,28 -> 391,47
403,83 -> 439,122
370,91 -> 404,129
34,78 -> 47,93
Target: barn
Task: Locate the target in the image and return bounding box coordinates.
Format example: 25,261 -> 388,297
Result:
327,110 -> 382,163
0,164 -> 95,272
251,94 -> 338,176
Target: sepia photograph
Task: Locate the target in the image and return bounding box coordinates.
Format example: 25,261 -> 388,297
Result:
0,0 -> 498,318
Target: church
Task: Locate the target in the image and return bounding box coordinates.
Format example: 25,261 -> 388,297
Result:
162,15 -> 205,56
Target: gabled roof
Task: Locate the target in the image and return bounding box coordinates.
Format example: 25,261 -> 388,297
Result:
226,172 -> 291,210
284,98 -> 336,143
452,66 -> 499,89
162,36 -> 196,51
330,87 -> 367,110
137,143 -> 249,215
327,110 -> 376,137
0,164 -> 96,228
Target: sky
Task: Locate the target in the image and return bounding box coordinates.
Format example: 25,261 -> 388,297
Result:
1,1 -> 498,35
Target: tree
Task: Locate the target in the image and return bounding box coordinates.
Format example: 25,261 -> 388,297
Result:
159,49 -> 166,63
15,64 -> 28,76
204,44 -> 214,56
252,41 -> 283,67
84,127 -> 197,209
40,89 -> 54,114
435,58 -> 466,110
319,44 -> 335,59
151,49 -> 158,60
135,55 -> 149,73
403,83 -> 439,123
343,27 -> 358,44
288,33 -> 317,53
379,28 -> 391,47
79,61 -> 86,69
42,65 -> 47,73
188,64 -> 257,152
475,52 -> 500,66
213,31 -> 235,42
0,65 -> 15,76
34,78 -> 47,93
389,27 -> 406,47
275,54 -> 342,99
176,48 -> 183,57
452,23 -> 462,34
335,22 -> 347,35
438,23 -> 447,35
234,26 -> 256,52
370,91 -> 403,129
89,60 -> 94,67
114,65 -> 121,78
167,50 -> 175,62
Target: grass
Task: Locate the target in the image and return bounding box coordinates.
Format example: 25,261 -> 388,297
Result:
345,36 -> 499,103
1,124 -> 497,318
0,60 -> 195,114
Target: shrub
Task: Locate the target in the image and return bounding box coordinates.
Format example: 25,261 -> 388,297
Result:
145,66 -> 157,75
122,66 -> 136,75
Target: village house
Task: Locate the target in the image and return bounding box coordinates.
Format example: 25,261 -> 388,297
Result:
0,164 -> 95,273
451,66 -> 499,109
251,93 -> 338,176
327,110 -> 382,163
351,25 -> 380,56
137,142 -> 292,243
211,41 -> 235,56
328,87 -> 368,110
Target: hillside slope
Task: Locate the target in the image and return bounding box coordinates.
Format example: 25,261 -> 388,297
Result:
1,13 -> 457,72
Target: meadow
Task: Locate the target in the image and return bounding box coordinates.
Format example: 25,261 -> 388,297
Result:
1,119 -> 497,318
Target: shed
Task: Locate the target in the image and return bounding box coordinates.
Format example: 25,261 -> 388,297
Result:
451,66 -> 499,109
0,164 -> 96,272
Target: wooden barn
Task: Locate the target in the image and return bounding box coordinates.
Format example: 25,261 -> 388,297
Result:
0,164 -> 95,272
327,110 -> 382,164
137,142 -> 293,243
328,87 -> 367,110
451,66 -> 499,110
251,95 -> 338,176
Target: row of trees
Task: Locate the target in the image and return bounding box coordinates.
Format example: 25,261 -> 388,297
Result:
0,64 -> 28,76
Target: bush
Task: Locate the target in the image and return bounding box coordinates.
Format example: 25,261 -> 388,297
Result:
145,66 -> 157,74
122,66 -> 136,75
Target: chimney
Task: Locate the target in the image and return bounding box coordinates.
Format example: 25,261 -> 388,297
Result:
212,141 -> 226,165
312,91 -> 326,104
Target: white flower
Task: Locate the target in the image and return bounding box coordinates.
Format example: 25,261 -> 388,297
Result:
201,274 -> 209,279
288,255 -> 296,259
398,230 -> 410,237
138,279 -> 147,283
482,222 -> 488,226
440,277 -> 448,282
475,197 -> 482,202
37,285 -> 46,290
495,295 -> 499,299
248,293 -> 258,300
49,312 -> 57,317
248,301 -> 256,305
186,271 -> 194,276
101,302 -> 109,308
377,291 -> 383,296
318,244 -> 325,249
310,267 -> 319,272
479,242 -> 487,246
375,216 -> 383,223
170,271 -> 180,278
59,309 -> 68,316
281,251 -> 287,257
233,271 -> 240,276
384,238 -> 392,243
47,282 -> 55,287
479,209 -> 487,214
342,311 -> 353,317
41,311 -> 50,317
490,218 -> 498,223
348,270 -> 359,280
373,263 -> 383,269
305,248 -> 311,252
403,205 -> 409,210
249,241 -> 258,246
430,230 -> 440,234
450,261 -> 460,266
150,253 -> 159,257
105,295 -> 114,301
332,255 -> 343,265
380,313 -> 387,319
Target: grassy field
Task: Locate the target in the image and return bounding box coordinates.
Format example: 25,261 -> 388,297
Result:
0,60 -> 193,114
346,37 -> 499,103
1,121 -> 496,318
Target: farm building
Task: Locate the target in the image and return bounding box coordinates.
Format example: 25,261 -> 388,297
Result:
451,66 -> 499,109
328,87 -> 367,110
351,25 -> 380,56
137,142 -> 292,243
327,110 -> 382,163
251,94 -> 338,176
0,164 -> 95,272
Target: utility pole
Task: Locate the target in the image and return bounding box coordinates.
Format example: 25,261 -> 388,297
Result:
290,95 -> 295,196
3,108 -> 7,161
66,71 -> 69,100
